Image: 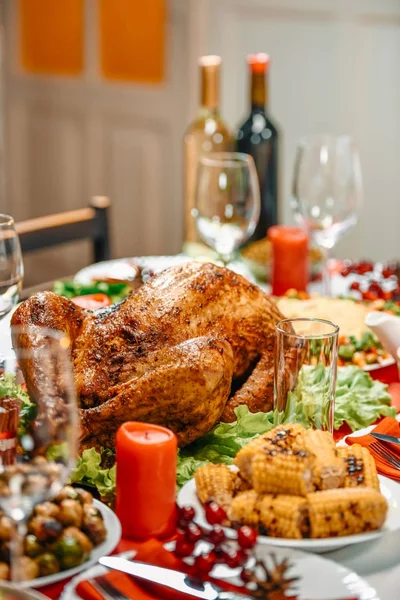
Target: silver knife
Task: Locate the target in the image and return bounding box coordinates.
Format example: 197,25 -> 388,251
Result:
99,556 -> 251,600
370,432 -> 400,445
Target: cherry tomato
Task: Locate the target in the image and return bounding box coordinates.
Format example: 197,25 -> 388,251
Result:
71,293 -> 111,310
237,526 -> 258,549
204,501 -> 227,525
350,281 -> 360,291
174,535 -> 195,558
194,552 -> 217,574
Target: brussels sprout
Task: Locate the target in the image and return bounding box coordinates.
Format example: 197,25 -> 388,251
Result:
24,534 -> 42,558
35,552 -> 60,576
55,536 -> 84,569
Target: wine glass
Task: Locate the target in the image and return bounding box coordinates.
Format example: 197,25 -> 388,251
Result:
0,325 -> 78,583
291,135 -> 363,296
0,215 -> 23,318
193,152 -> 260,264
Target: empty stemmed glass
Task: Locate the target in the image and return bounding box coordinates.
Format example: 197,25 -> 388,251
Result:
291,135 -> 363,296
193,152 -> 260,265
0,326 -> 78,582
0,215 -> 23,318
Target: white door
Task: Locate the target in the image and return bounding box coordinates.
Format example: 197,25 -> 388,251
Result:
3,0 -> 202,285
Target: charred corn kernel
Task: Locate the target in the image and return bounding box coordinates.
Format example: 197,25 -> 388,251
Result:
296,429 -> 345,490
234,424 -> 305,481
194,464 -> 235,510
228,490 -> 260,528
258,494 -> 309,539
251,447 -> 316,496
233,472 -> 252,494
337,445 -> 380,491
307,487 -> 387,538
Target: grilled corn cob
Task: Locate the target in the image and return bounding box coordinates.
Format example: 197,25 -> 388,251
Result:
228,490 -> 260,528
251,446 -> 316,495
194,464 -> 235,511
337,445 -> 380,491
259,494 -> 309,539
307,487 -> 387,538
234,424 -> 305,481
296,429 -> 345,490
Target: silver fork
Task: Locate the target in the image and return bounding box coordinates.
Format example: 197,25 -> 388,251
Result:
370,440 -> 400,469
95,575 -> 131,600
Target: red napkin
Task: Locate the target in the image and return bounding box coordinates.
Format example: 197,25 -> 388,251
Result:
346,416 -> 400,481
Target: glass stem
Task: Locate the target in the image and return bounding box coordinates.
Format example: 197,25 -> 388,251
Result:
11,517 -> 27,583
321,247 -> 332,297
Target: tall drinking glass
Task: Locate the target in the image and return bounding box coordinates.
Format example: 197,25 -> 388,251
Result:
193,152 -> 260,264
274,318 -> 339,432
0,215 -> 23,318
291,135 -> 363,296
0,326 -> 78,582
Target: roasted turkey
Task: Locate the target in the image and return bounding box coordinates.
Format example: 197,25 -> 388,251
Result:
11,262 -> 287,449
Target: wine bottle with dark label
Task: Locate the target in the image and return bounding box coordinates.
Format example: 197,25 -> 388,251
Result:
183,56 -> 233,244
236,53 -> 279,242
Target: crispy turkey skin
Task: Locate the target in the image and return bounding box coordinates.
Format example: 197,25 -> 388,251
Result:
11,262 -> 285,448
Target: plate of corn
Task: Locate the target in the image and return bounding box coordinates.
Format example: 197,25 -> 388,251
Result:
178,424 -> 400,553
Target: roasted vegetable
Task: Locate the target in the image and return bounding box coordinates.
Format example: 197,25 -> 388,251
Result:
0,561 -> 9,580
24,535 -> 42,558
17,556 -> 39,580
34,502 -> 60,520
35,552 -> 60,576
58,499 -> 83,527
28,516 -> 63,542
54,536 -> 85,569
82,505 -> 107,545
0,517 -> 13,541
55,486 -> 79,503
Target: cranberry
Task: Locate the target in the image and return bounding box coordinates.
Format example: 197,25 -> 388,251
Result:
174,536 -> 195,558
368,281 -> 382,294
185,523 -> 203,543
382,267 -> 396,279
204,501 -> 227,525
221,548 -> 244,569
381,291 -> 393,301
237,526 -> 258,549
208,525 -> 225,546
194,552 -> 217,574
178,505 -> 195,523
356,261 -> 374,274
340,266 -> 353,277
350,281 -> 360,291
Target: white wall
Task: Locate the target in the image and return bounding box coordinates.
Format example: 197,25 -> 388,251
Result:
200,0 -> 400,260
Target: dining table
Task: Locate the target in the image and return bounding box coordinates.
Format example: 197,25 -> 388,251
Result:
12,275 -> 400,600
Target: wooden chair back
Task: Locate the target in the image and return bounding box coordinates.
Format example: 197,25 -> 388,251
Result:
15,196 -> 111,263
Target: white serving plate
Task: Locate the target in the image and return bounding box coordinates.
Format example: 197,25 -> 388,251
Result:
178,472 -> 400,554
19,500 -> 121,589
0,584 -> 50,599
60,545 -> 379,600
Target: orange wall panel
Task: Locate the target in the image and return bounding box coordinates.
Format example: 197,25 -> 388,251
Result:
20,0 -> 84,75
99,0 -> 166,83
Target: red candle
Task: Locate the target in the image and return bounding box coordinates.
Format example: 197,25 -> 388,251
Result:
268,226 -> 309,295
115,422 -> 177,541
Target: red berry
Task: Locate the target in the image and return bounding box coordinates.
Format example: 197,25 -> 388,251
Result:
240,568 -> 253,583
356,261 -> 374,274
221,548 -> 243,569
350,281 -> 360,291
178,505 -> 195,523
237,526 -> 258,549
362,291 -> 378,301
194,552 -> 217,574
208,525 -> 225,546
381,291 -> 393,301
204,501 -> 227,525
185,522 -> 202,543
340,266 -> 353,277
369,281 -> 382,294
174,536 -> 195,558
382,267 -> 395,279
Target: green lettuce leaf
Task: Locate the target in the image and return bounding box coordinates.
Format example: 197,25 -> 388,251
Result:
177,405 -> 274,487
333,366 -> 395,430
70,448 -> 116,501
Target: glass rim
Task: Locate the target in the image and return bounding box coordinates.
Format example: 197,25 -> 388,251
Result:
297,134 -> 353,148
3,325 -> 72,357
0,213 -> 15,227
198,152 -> 254,168
275,317 -> 339,339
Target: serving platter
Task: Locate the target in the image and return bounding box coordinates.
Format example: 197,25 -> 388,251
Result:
60,545 -> 379,600
19,500 -> 121,589
178,473 -> 400,554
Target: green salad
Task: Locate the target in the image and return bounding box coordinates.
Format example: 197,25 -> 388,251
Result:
53,280 -> 131,304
